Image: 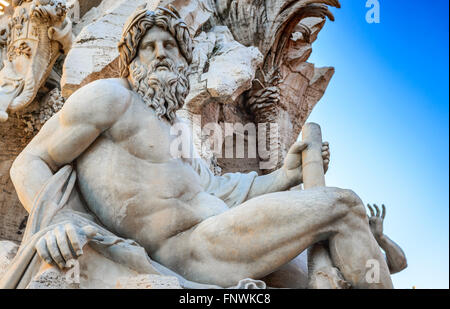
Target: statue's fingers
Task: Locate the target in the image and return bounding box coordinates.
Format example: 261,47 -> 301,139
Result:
382,204 -> 386,219
36,237 -> 53,265
323,161 -> 329,173
81,225 -> 98,239
322,151 -> 329,159
288,141 -> 308,154
367,204 -> 375,217
55,225 -> 75,265
323,141 -> 329,147
65,224 -> 83,257
45,232 -> 65,269
374,204 -> 380,217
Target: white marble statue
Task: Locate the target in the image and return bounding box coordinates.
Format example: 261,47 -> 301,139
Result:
3,5 -> 397,289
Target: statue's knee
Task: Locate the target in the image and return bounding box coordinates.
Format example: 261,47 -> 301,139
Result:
339,189 -> 366,217
328,188 -> 365,217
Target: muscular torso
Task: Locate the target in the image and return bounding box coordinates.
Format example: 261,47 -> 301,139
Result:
75,85 -> 228,255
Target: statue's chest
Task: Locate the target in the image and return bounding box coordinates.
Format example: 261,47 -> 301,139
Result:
108,102 -> 180,162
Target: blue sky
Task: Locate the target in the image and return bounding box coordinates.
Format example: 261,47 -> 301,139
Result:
306,0 -> 449,288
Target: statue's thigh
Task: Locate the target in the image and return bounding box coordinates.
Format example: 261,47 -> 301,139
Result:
154,188 -> 353,285
191,187 -> 351,253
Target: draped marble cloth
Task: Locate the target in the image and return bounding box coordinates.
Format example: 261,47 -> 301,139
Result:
0,160 -> 263,289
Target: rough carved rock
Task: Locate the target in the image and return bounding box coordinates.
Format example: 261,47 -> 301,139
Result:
262,251 -> 309,289
0,240 -> 18,279
61,0 -> 147,97
0,123 -> 29,243
16,88 -> 65,135
23,246 -> 182,289
116,274 -> 182,289
187,26 -> 263,111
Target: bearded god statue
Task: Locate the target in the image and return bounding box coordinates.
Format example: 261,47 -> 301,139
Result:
0,4 -> 406,289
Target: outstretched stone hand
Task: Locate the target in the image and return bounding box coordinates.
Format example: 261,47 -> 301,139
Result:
283,141 -> 330,185
366,204 -> 408,274
367,204 -> 385,239
36,223 -> 99,269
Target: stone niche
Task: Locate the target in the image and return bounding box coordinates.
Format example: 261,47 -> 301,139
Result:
0,0 -> 337,242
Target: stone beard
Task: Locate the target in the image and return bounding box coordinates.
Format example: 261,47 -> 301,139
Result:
128,55 -> 190,123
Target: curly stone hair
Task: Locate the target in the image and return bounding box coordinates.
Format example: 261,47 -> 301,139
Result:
118,5 -> 193,78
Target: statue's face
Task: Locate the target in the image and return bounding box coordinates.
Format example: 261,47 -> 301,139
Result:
136,26 -> 187,70
128,25 -> 190,124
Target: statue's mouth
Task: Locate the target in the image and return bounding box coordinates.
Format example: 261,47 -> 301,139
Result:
152,58 -> 174,72
155,64 -> 169,71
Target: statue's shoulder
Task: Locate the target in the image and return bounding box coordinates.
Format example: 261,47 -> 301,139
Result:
62,78 -> 132,127
73,78 -> 131,104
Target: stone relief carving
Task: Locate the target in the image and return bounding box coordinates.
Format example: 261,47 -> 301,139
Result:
0,0 -> 72,122
16,88 -> 64,136
0,23 -> 8,68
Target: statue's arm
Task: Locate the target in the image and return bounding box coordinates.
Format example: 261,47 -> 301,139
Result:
197,141 -> 330,203
376,234 -> 408,274
246,168 -> 299,200
367,204 -> 407,274
10,79 -> 131,213
196,145 -> 308,203
246,141 -> 330,199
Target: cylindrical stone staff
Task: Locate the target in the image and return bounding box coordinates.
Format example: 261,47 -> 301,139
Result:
302,123 -> 325,188
302,122 -> 335,288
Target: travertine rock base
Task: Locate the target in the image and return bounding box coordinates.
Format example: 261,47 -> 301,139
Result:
0,241 -> 18,279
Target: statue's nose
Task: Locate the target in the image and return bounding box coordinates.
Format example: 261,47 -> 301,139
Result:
155,42 -> 167,60
37,0 -> 51,5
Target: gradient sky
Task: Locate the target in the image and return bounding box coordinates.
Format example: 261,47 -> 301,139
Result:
306,0 -> 449,289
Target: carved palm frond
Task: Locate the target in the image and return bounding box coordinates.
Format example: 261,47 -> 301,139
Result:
214,0 -> 340,68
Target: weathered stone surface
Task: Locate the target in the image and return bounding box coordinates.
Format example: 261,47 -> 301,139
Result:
262,252 -> 309,289
61,0 -> 147,98
27,267 -> 76,289
160,0 -> 213,35
205,28 -> 263,101
185,26 -> 263,112
278,17 -> 335,157
0,240 -> 18,279
0,118 -> 30,243
116,274 -> 182,289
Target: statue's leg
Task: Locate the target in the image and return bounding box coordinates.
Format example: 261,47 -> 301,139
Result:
154,187 -> 393,289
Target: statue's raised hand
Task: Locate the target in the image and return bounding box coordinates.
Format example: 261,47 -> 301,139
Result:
367,204 -> 386,239
36,223 -> 99,269
283,141 -> 330,185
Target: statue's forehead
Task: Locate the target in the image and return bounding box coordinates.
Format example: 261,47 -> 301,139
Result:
141,26 -> 175,44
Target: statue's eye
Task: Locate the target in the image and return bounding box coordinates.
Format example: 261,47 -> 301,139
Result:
141,44 -> 154,52
164,41 -> 175,49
